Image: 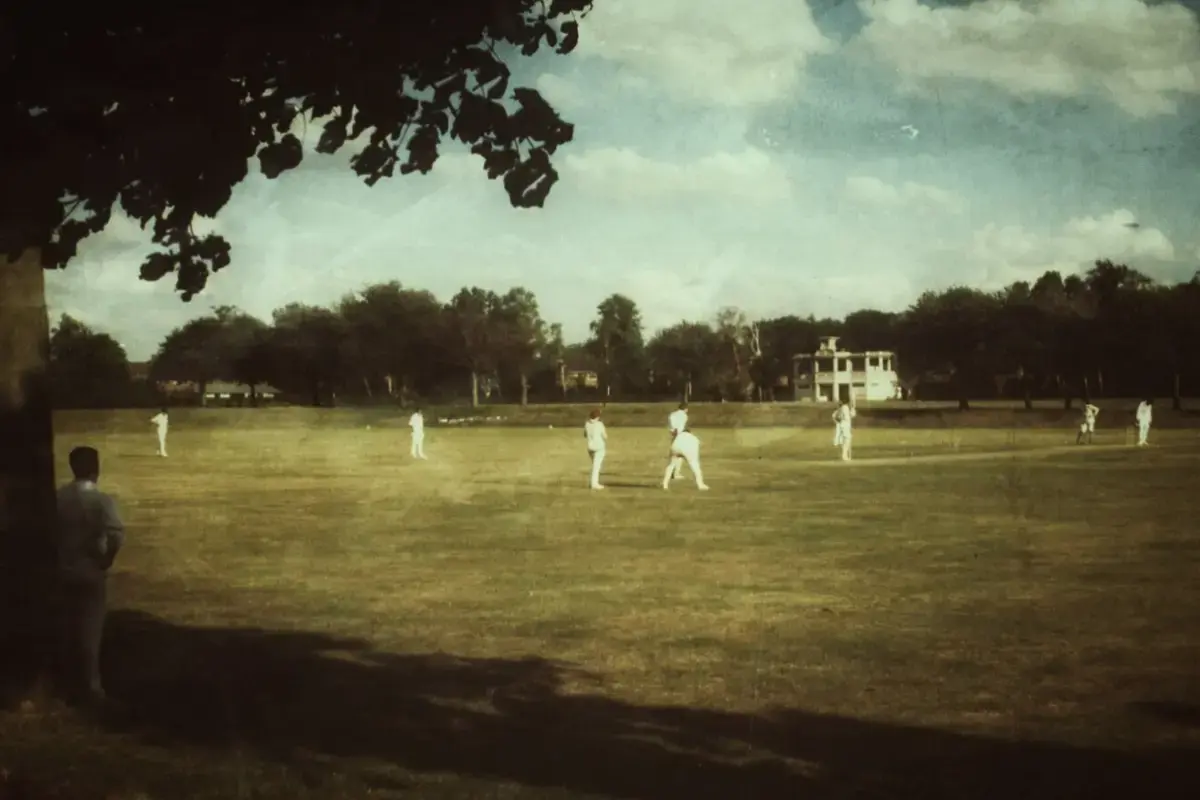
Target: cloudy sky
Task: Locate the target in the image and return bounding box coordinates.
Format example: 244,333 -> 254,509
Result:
48,0 -> 1200,361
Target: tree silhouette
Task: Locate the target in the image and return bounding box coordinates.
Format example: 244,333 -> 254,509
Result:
1,0 -> 595,691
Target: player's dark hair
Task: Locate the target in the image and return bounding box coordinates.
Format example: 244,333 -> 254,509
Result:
589,409 -> 601,419
68,446 -> 100,480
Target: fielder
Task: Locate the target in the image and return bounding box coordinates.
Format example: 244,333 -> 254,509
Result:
662,427 -> 709,491
409,407 -> 427,459
1076,403 -> 1100,445
667,402 -> 689,480
584,408 -> 607,490
150,407 -> 169,457
832,401 -> 856,461
1135,398 -> 1153,446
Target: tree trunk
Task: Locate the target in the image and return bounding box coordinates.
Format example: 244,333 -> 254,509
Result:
362,375 -> 372,398
684,379 -> 692,404
520,370 -> 530,407
250,384 -> 258,408
954,367 -> 970,411
0,248 -> 58,692
311,381 -> 321,407
199,380 -> 209,407
470,370 -> 479,408
384,374 -> 395,397
1081,375 -> 1091,404
1173,371 -> 1182,411
1059,374 -> 1073,410
1021,377 -> 1033,411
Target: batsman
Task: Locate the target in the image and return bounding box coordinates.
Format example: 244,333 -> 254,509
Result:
833,395 -> 857,462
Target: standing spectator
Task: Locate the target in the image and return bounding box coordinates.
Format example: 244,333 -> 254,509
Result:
54,446 -> 124,703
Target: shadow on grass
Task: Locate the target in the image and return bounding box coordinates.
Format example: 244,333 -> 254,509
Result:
82,610 -> 1200,800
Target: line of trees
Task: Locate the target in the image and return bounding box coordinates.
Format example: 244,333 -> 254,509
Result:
55,259 -> 1200,411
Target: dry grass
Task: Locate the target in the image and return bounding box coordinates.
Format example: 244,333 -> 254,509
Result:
3,411 -> 1200,799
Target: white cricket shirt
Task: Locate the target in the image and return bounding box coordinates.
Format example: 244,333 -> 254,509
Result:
409,413 -> 424,433
668,409 -> 688,433
585,419 -> 607,451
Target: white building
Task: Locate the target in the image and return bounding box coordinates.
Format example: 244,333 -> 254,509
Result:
792,336 -> 901,403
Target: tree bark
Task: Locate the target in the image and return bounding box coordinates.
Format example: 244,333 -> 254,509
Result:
0,248 -> 58,692
470,370 -> 479,408
520,370 -> 529,407
1173,371 -> 1182,411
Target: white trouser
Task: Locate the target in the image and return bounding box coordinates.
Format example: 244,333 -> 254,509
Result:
834,423 -> 848,446
156,430 -> 167,456
670,433 -> 686,477
1137,422 -> 1150,445
663,447 -> 704,488
411,432 -> 425,457
588,448 -> 605,487
60,573 -> 107,694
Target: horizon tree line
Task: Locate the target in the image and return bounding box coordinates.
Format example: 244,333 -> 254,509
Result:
49,259 -> 1200,412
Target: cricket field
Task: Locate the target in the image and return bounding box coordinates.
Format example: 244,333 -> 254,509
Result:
3,405 -> 1200,799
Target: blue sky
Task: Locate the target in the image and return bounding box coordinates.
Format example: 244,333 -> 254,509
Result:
48,0 -> 1200,361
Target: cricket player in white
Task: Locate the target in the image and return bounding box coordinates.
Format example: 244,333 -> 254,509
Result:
1135,398 -> 1153,446
662,427 -> 709,491
832,401 -> 856,461
667,402 -> 689,480
1076,403 -> 1100,445
150,407 -> 169,457
584,408 -> 607,490
409,407 -> 427,459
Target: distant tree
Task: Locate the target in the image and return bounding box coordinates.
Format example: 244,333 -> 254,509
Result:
271,303 -> 348,406
446,287 -> 502,407
754,315 -> 822,398
647,322 -> 721,402
336,282 -> 444,402
840,309 -> 897,352
493,287 -> 547,406
541,322 -> 569,399
899,287 -> 1002,410
47,315 -> 131,408
149,316 -> 227,405
713,307 -> 755,400
587,294 -> 645,399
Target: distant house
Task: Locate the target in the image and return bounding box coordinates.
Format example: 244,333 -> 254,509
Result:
562,369 -> 599,389
202,380 -> 283,407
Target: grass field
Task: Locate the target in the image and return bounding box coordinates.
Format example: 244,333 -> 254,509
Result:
4,408 -> 1200,799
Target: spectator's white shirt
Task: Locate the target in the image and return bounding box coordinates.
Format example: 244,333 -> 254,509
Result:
585,419 -> 607,451
1136,402 -> 1152,423
668,409 -> 688,434
55,480 -> 125,580
409,412 -> 424,434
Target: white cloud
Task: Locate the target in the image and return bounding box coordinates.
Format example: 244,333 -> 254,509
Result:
534,72 -> 583,111
560,147 -> 791,203
965,209 -> 1177,286
844,175 -> 965,213
857,0 -> 1200,117
574,0 -> 836,107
